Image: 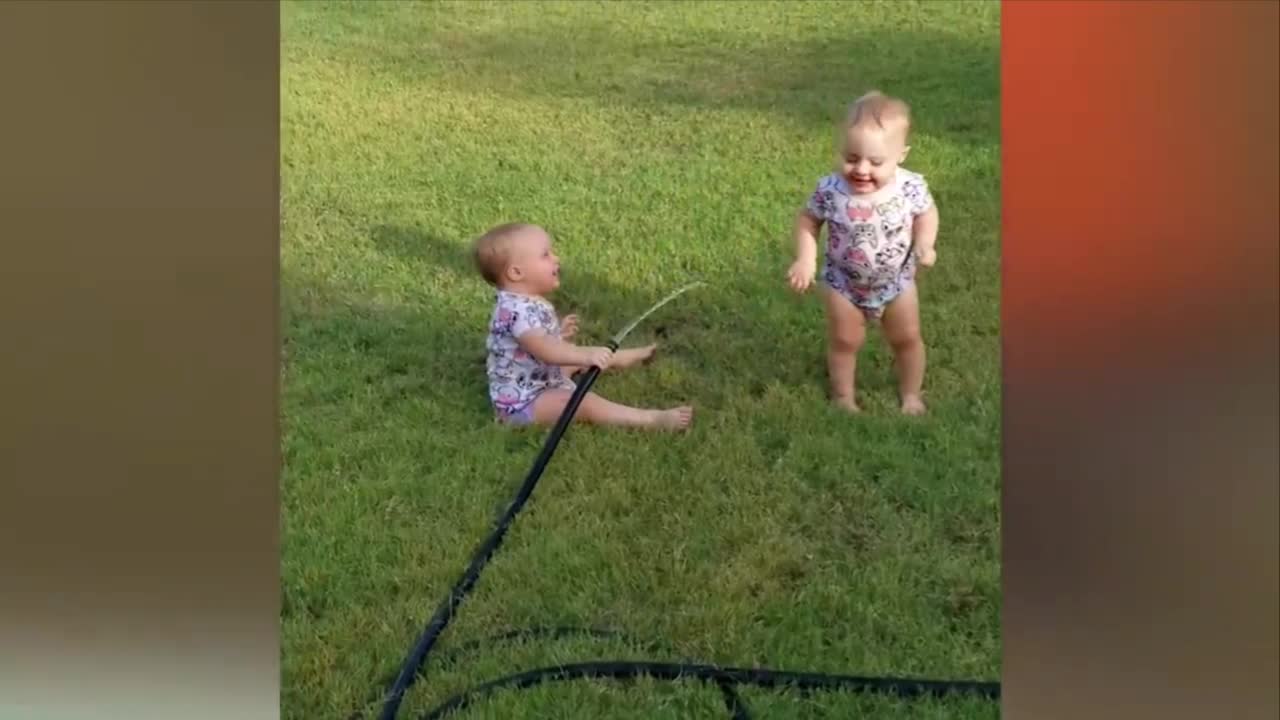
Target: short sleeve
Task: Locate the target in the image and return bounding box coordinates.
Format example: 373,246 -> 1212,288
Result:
509,308 -> 535,338
804,175 -> 840,220
901,172 -> 934,216
510,296 -> 557,338
497,295 -> 533,338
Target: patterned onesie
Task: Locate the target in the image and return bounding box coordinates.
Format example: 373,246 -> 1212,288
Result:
805,169 -> 934,320
485,290 -> 577,425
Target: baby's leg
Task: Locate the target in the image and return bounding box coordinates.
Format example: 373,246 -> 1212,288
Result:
821,285 -> 867,412
881,283 -> 927,415
529,388 -> 693,431
610,344 -> 657,369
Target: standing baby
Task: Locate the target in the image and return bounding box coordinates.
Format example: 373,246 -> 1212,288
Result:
474,222 -> 694,430
786,91 -> 940,415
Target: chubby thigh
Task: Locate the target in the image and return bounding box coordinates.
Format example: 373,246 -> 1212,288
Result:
822,283 -> 868,350
821,281 -> 921,341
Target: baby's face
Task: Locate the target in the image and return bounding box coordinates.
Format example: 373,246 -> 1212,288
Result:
505,226 -> 561,293
840,123 -> 909,194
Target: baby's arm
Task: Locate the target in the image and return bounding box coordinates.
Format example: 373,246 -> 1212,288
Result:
787,209 -> 824,292
904,174 -> 939,267
517,330 -> 613,369
912,205 -> 940,266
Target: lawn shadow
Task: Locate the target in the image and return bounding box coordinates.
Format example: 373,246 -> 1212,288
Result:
368,222 -> 754,355
283,223 -> 712,430
369,223 -> 451,266
282,278 -> 488,429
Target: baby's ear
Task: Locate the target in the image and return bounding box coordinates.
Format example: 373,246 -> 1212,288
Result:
900,145 -> 912,163
505,263 -> 524,283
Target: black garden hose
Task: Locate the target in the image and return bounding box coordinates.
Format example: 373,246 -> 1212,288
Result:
417,660 -> 1001,719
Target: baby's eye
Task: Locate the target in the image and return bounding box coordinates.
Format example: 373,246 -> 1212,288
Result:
871,159 -> 884,166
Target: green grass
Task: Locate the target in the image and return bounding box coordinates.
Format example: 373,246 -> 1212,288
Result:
281,1 -> 1001,718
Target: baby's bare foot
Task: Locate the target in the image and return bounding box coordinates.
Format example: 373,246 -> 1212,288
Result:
832,395 -> 861,414
901,394 -> 927,416
653,406 -> 693,431
613,344 -> 657,369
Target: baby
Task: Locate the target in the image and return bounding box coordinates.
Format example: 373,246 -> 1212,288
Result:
473,222 -> 694,430
786,91 -> 940,415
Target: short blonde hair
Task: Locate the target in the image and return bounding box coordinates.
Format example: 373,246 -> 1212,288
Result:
844,90 -> 912,137
472,222 -> 534,286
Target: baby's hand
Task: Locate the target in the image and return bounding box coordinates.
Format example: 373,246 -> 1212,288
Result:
579,346 -> 614,370
560,314 -> 579,340
786,259 -> 816,292
916,247 -> 937,268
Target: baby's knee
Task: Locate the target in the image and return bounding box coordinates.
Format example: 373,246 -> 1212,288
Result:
888,328 -> 924,353
574,391 -> 608,418
829,327 -> 866,353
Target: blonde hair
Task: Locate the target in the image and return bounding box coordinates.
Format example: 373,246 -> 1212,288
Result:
472,222 -> 534,286
844,90 -> 912,137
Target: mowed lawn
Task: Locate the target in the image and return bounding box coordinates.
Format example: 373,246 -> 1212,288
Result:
281,1 -> 1001,718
